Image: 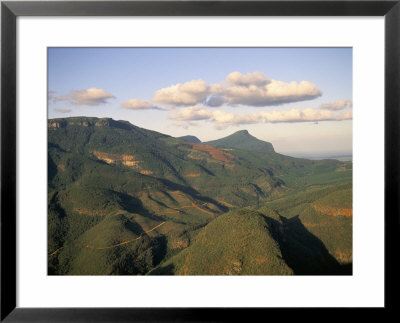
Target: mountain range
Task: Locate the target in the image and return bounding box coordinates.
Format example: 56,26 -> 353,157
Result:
48,117 -> 352,275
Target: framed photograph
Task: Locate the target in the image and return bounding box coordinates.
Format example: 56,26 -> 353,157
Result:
1,0 -> 399,321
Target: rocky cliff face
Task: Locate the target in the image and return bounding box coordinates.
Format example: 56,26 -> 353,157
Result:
48,117 -> 132,130
92,150 -> 141,168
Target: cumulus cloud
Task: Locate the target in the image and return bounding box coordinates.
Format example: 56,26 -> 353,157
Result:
55,87 -> 115,106
205,94 -> 225,107
212,110 -> 262,125
152,71 -> 322,108
169,106 -> 352,128
211,109 -> 346,127
168,106 -> 213,121
153,79 -> 209,106
226,71 -> 270,87
216,78 -> 322,107
210,72 -> 321,107
168,107 -> 261,130
120,99 -> 162,110
320,99 -> 352,110
259,108 -> 352,123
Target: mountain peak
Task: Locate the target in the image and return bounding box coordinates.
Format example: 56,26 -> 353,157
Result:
205,130 -> 274,153
234,130 -> 250,135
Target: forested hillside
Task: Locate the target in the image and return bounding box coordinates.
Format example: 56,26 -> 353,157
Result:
48,117 -> 352,275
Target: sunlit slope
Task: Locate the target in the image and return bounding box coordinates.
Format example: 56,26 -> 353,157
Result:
48,117 -> 281,207
49,117 -> 351,207
151,209 -> 293,275
48,161 -> 223,275
53,214 -> 165,275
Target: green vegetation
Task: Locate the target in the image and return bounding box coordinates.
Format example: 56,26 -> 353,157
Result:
205,130 -> 275,152
48,117 -> 352,275
151,208 -> 293,275
263,183 -> 353,270
178,135 -> 201,143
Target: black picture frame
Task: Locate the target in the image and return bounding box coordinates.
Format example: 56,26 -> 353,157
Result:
1,1 -> 399,321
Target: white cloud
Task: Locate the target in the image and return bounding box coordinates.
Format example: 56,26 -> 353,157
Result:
217,78 -> 322,107
152,71 -> 322,108
168,105 -> 352,128
207,72 -> 322,107
153,79 -> 209,106
212,110 -> 262,125
120,99 -> 162,110
55,87 -> 115,106
226,71 -> 270,86
259,108 -> 352,123
168,106 -> 213,121
320,99 -> 353,110
336,110 -> 353,120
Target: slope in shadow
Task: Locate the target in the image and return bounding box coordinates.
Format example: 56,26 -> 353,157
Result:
152,236 -> 168,267
266,214 -> 352,275
48,155 -> 58,183
116,192 -> 165,222
158,178 -> 229,213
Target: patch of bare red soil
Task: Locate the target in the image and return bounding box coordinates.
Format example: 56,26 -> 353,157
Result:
185,173 -> 200,177
189,143 -> 235,163
74,208 -> 105,216
92,151 -> 140,167
313,204 -> 352,217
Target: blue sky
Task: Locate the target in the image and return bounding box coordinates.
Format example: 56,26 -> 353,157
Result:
48,47 -> 352,156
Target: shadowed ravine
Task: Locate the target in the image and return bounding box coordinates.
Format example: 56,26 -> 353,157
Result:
267,214 -> 352,275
